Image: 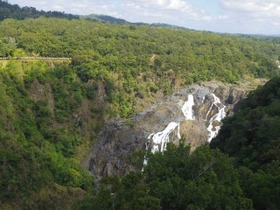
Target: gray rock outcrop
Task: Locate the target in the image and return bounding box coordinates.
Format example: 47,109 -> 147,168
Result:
83,81 -> 249,178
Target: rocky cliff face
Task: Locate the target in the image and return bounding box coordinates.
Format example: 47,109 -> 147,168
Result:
83,81 -> 250,178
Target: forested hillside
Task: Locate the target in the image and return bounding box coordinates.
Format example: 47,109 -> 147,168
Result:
211,77 -> 280,210
1,17 -> 280,116
0,14 -> 280,209
0,61 -> 95,209
82,14 -> 128,24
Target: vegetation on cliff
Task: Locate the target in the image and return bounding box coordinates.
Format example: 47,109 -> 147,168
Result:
0,61 -> 97,209
75,142 -> 252,210
211,77 -> 280,210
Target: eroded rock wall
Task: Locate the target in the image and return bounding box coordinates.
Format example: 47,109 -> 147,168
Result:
84,81 -> 250,178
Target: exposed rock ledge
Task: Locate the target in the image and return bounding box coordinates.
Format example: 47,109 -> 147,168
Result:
83,81 -> 258,178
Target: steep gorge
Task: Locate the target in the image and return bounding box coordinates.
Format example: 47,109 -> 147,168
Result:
84,81 -> 259,178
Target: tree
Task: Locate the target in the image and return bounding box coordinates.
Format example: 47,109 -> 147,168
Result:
76,143 -> 252,210
144,142 -> 252,210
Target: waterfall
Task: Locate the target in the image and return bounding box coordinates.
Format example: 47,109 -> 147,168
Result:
147,93 -> 227,154
86,82 -> 248,177
148,94 -> 194,154
148,122 -> 180,153
181,94 -> 195,120
206,94 -> 226,142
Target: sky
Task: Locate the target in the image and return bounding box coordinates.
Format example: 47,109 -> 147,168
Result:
7,0 -> 280,35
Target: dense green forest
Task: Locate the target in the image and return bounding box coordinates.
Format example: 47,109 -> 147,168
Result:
74,143 -> 253,210
0,2 -> 280,208
1,17 -> 280,116
211,77 -> 280,210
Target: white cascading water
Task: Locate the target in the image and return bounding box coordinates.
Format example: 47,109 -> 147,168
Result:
148,95 -> 195,154
206,94 -> 226,142
146,93 -> 226,156
148,122 -> 180,153
201,96 -> 206,104
181,95 -> 195,120
143,142 -> 149,166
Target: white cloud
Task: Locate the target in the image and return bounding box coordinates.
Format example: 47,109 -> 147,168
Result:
218,0 -> 280,34
221,0 -> 280,17
124,0 -> 223,24
121,0 -> 195,15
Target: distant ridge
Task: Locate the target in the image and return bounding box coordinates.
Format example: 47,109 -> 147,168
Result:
0,0 -> 78,21
1,0 -> 279,36
136,22 -> 195,31
0,0 -> 197,32
0,0 -> 192,32
81,14 -> 128,24
82,14 -> 195,31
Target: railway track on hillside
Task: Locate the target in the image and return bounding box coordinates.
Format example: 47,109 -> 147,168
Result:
0,57 -> 71,61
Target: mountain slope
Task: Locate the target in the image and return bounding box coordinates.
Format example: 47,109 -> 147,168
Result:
0,61 -> 97,209
211,77 -> 280,209
81,14 -> 128,24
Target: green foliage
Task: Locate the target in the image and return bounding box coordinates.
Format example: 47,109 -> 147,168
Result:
0,13 -> 280,209
76,143 -> 252,210
1,17 -> 280,117
74,174 -> 161,210
82,14 -> 128,24
211,77 -> 280,210
144,143 -> 252,210
0,61 -> 93,208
